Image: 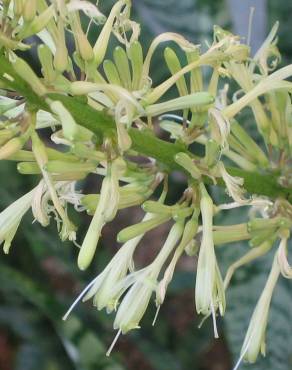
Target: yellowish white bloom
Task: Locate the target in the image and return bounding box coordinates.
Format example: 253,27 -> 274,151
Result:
0,188 -> 35,253
234,253 -> 280,368
195,183 -> 225,338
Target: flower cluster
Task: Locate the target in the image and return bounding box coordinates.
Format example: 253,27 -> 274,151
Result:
0,0 -> 291,366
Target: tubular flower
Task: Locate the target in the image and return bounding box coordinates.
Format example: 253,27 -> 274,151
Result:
235,253 -> 280,367
0,188 -> 35,253
195,183 -> 225,337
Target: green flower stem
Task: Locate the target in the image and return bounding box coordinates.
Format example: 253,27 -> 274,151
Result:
0,56 -> 291,202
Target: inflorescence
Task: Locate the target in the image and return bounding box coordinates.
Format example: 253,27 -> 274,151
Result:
0,0 -> 291,366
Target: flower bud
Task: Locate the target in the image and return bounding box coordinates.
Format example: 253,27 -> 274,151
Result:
113,47 -> 131,89
103,60 -> 122,85
78,175 -> 111,270
17,5 -> 55,39
164,47 -> 188,97
49,100 -> 78,141
37,45 -> 56,83
128,41 -> 143,90
17,161 -> 40,175
45,160 -> 97,174
0,130 -> 30,160
93,0 -> 127,66
11,56 -> 47,96
174,152 -> 201,180
145,92 -> 214,117
54,19 -> 69,73
117,214 -> 170,243
70,13 -> 93,62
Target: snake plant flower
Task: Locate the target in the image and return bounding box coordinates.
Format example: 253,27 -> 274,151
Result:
234,253 -> 280,368
77,157 -> 126,270
0,188 -> 35,253
195,183 -> 225,338
63,212 -> 154,321
105,221 -> 184,355
156,210 -> 199,307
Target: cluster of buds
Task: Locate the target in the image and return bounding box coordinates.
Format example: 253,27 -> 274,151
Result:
0,0 -> 291,366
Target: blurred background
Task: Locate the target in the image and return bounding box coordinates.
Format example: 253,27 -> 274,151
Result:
1,1 -> 292,370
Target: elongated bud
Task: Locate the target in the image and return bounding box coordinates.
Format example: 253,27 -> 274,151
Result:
17,5 -> 55,39
247,217 -> 289,233
142,201 -> 177,215
11,56 -> 47,96
38,45 -> 56,83
117,214 -> 170,243
0,129 -> 31,160
145,92 -> 214,117
78,176 -> 111,270
17,161 -> 40,175
70,13 -> 93,61
128,41 -> 143,90
2,149 -> 34,162
113,47 -> 132,89
164,47 -> 188,97
103,60 -> 122,85
186,49 -> 203,93
49,100 -> 78,141
175,152 -> 201,180
45,160 -> 97,174
23,0 -> 37,22
213,224 -> 250,245
93,0 -> 127,66
54,18 -> 69,72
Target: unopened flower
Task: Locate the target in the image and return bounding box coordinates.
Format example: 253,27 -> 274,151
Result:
77,158 -> 125,270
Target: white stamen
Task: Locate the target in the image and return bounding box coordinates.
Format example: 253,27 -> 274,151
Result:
62,276 -> 99,320
152,305 -> 161,326
106,329 -> 122,357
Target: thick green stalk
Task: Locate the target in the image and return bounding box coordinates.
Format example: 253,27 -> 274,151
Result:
0,55 -> 291,202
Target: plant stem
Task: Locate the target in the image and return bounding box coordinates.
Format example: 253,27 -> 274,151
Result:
0,55 -> 291,202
